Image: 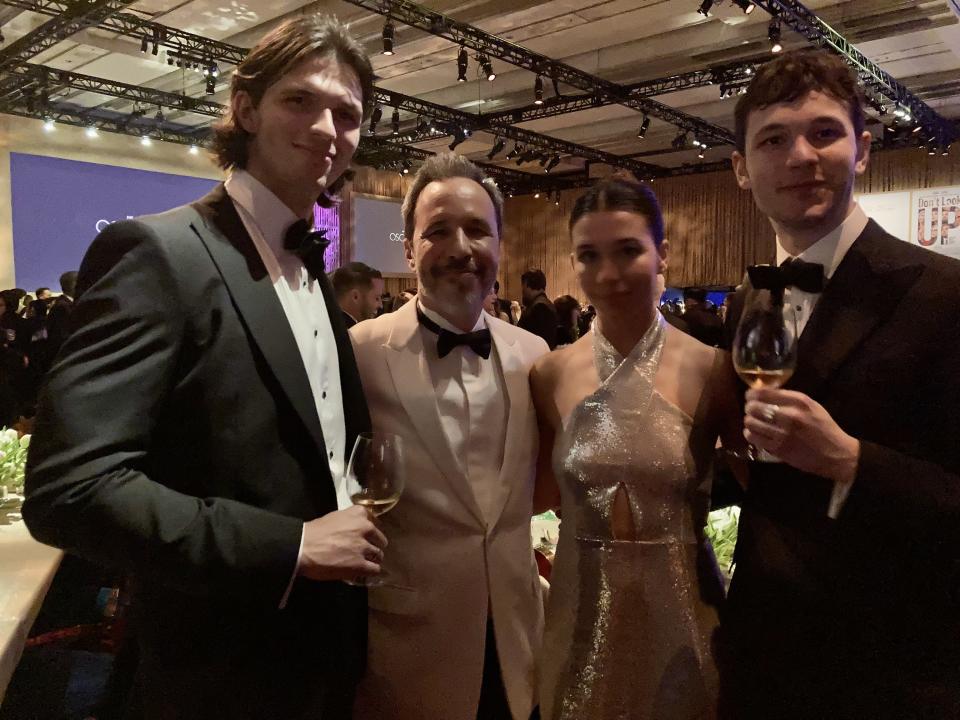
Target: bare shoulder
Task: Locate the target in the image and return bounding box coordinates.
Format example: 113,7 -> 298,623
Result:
663,323 -> 717,377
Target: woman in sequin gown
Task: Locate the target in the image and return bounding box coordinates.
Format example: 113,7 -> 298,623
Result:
530,179 -> 745,720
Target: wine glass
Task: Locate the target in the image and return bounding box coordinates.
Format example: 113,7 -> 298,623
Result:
345,432 -> 404,586
731,290 -> 798,461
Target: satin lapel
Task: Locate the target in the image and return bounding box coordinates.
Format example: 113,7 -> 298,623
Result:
384,303 -> 484,525
489,324 -> 527,526
189,184 -> 326,457
788,222 -> 923,397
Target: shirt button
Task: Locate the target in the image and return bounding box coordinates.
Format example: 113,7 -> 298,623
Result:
796,305 -> 802,312
314,330 -> 318,337
322,391 -> 327,399
329,451 -> 334,459
302,281 -> 307,288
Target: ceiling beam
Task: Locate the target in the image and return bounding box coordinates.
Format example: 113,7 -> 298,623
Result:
338,0 -> 736,147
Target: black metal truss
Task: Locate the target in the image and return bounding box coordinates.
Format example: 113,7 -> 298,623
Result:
752,0 -> 956,145
0,0 -> 248,64
359,136 -> 591,193
338,0 -> 735,146
6,62 -> 223,116
0,0 -> 139,74
483,60 -> 758,126
373,86 -> 664,177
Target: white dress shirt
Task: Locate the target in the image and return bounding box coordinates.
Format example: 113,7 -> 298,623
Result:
418,301 -> 509,524
774,203 -> 869,517
225,170 -> 349,603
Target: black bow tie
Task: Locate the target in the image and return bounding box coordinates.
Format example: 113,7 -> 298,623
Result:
417,306 -> 492,359
748,258 -> 825,295
283,219 -> 330,278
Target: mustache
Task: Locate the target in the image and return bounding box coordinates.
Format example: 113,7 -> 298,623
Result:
431,258 -> 481,277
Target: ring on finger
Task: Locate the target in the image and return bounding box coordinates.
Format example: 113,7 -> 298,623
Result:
761,402 -> 779,424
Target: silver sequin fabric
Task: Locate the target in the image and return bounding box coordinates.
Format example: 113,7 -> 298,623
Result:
539,317 -> 725,720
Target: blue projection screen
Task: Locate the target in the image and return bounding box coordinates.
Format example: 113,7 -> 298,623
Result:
10,153 -> 218,291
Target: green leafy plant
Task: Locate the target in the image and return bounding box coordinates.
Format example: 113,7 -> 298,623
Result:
0,428 -> 30,495
705,505 -> 740,582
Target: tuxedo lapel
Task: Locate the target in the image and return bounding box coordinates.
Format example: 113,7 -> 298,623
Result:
789,221 -> 923,397
188,184 -> 327,458
384,302 -> 484,525
489,324 -> 526,527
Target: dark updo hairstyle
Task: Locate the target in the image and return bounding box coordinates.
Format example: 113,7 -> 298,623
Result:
569,178 -> 665,246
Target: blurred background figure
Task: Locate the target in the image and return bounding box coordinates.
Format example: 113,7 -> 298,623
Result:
552,295 -> 580,348
518,268 -> 558,349
681,287 -> 722,347
331,261 -> 384,329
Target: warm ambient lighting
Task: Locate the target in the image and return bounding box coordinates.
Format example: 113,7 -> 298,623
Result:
42,118 -> 55,131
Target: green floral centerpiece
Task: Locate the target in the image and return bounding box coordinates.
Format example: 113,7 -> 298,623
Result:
0,428 -> 30,495
705,505 -> 740,584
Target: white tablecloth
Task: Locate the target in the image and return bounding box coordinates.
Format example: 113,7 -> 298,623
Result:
0,500 -> 63,703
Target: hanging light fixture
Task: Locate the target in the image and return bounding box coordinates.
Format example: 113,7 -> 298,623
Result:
697,1 -> 714,17
368,105 -> 382,134
391,107 -> 400,135
381,20 -> 395,55
486,137 -> 506,160
769,18 -> 783,54
479,54 -> 495,81
637,115 -> 650,139
457,46 -> 468,82
732,0 -> 754,14
533,75 -> 544,105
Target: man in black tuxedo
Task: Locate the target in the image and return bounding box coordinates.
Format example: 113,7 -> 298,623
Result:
23,16 -> 386,720
330,261 -> 383,329
517,269 -> 558,349
722,49 -> 960,719
44,270 -> 78,362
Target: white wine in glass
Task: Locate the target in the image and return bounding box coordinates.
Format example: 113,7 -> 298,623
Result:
345,432 -> 404,586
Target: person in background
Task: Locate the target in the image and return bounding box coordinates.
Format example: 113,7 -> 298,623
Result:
723,48 -> 960,719
492,280 -> 514,324
351,153 -> 546,720
330,261 -> 383,328
483,287 -> 511,323
518,269 -> 558,349
682,288 -> 723,347
45,270 -> 79,362
23,16 -> 383,720
0,291 -> 28,426
35,287 -> 52,301
552,295 -> 580,348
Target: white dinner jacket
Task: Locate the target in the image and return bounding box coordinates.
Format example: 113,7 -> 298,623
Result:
350,299 -> 548,720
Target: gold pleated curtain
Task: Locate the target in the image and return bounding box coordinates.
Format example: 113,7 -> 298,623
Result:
337,148 -> 960,305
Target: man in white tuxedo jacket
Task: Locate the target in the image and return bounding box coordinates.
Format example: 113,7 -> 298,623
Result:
351,153 -> 548,720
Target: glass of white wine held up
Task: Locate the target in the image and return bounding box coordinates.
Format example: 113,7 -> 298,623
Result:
732,290 -> 798,460
345,432 -> 404,586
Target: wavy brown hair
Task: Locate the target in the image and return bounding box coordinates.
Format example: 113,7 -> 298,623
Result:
210,15 -> 374,206
734,49 -> 866,154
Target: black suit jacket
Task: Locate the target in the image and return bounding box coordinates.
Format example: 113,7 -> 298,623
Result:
518,292 -> 558,349
23,184 -> 370,720
341,309 -> 358,329
722,220 -> 960,719
682,304 -> 723,347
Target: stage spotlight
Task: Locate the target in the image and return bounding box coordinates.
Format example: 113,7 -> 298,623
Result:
368,105 -> 382,134
505,143 -> 522,160
43,117 -> 55,132
402,159 -> 412,174
486,137 -> 506,160
85,125 -> 99,138
544,155 -> 561,173
449,127 -> 468,151
769,18 -> 783,53
189,145 -> 199,155
205,75 -> 216,95
140,36 -> 148,53
638,115 -> 650,139
697,146 -> 706,160
382,20 -> 394,55
141,135 -> 152,147
534,75 -> 544,105
457,46 -> 468,82
391,107 -> 400,135
155,108 -> 164,124
479,54 -> 495,81
697,1 -> 713,17
733,0 -> 754,13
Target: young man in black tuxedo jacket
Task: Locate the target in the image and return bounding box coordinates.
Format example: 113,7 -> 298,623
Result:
23,16 -> 386,720
722,49 -> 960,719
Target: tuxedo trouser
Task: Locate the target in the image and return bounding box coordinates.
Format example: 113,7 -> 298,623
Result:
477,615 -> 540,720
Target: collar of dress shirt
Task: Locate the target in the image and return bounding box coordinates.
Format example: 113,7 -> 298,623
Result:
417,299 -> 486,334
775,203 -> 869,280
225,169 -> 308,261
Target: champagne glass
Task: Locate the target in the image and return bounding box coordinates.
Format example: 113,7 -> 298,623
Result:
731,290 -> 798,461
345,432 -> 404,586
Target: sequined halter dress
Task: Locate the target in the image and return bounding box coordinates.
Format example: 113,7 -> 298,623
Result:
539,317 -> 725,720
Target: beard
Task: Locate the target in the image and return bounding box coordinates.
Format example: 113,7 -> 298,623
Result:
419,257 -> 495,315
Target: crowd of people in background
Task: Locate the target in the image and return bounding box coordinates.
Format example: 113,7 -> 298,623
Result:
0,271 -> 77,427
